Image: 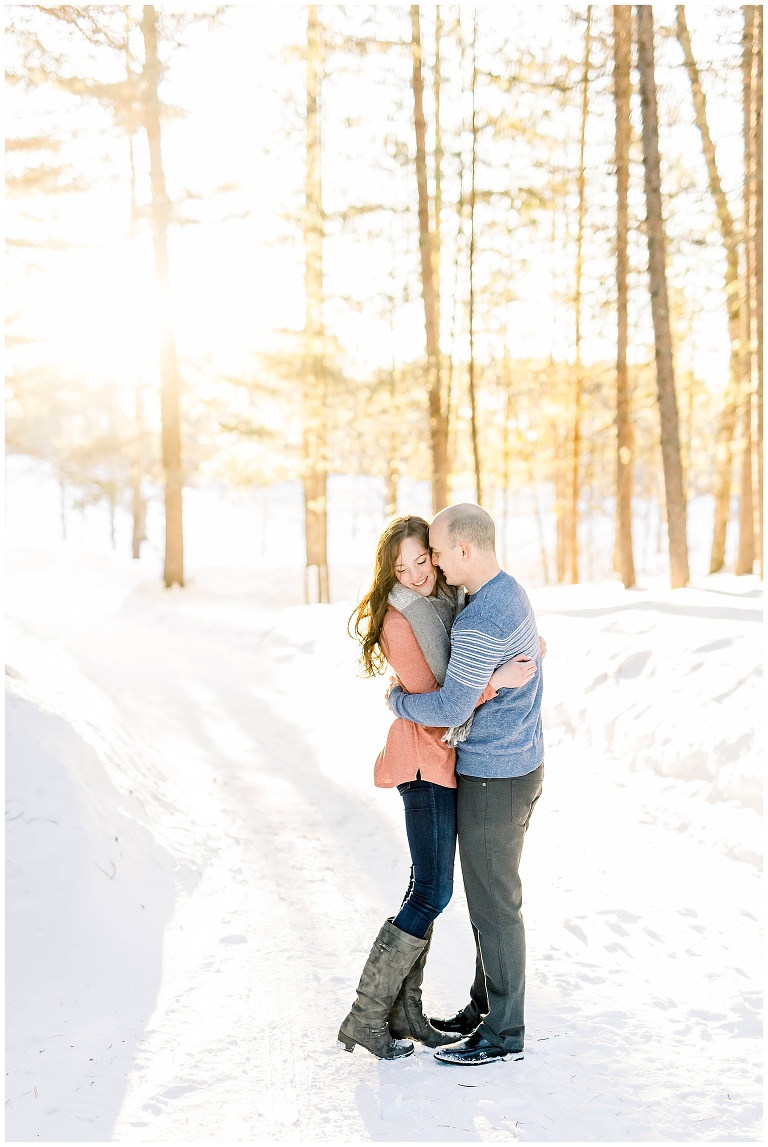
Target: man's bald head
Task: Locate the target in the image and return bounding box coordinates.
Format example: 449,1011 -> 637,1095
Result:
432,503 -> 496,554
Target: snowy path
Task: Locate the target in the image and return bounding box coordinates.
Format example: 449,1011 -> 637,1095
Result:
5,550 -> 762,1142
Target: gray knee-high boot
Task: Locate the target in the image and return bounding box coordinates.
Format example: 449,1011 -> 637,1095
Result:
387,926 -> 458,1047
338,919 -> 427,1059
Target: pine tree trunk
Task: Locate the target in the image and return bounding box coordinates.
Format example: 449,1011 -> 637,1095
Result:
736,416 -> 754,572
501,345 -> 513,567
527,450 -> 551,586
737,7 -> 757,575
613,4 -> 636,588
59,473 -> 67,541
548,150 -> 569,583
675,6 -> 744,573
385,293 -> 399,519
128,125 -> 146,563
569,7 -> 591,584
445,74 -> 467,487
755,8 -> 763,576
141,5 -> 183,587
131,380 -> 146,561
132,475 -> 145,559
108,492 -> 117,550
432,7 -> 449,507
636,5 -> 690,588
467,11 -> 482,505
682,357 -> 697,500
555,428 -> 569,583
434,6 -> 443,350
303,5 -> 329,604
384,462 -> 398,520
411,5 -> 448,512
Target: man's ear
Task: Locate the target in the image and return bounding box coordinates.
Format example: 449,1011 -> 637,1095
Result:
459,542 -> 471,561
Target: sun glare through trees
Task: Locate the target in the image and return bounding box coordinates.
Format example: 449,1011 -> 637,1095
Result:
5,5 -> 763,593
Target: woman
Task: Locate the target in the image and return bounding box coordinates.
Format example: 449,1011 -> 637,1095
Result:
337,515 -> 539,1060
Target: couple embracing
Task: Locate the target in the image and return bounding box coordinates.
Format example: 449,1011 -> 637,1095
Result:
338,503 -> 545,1068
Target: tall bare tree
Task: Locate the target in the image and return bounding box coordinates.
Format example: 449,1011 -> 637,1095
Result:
410,5 -> 448,512
303,5 -> 329,603
383,235 -> 402,519
755,8 -> 764,576
141,5 -> 183,587
613,4 -> 636,588
467,10 -> 482,504
737,5 -> 764,577
675,7 -> 747,574
125,26 -> 147,562
636,5 -> 689,588
546,137 -> 569,583
737,7 -> 757,574
569,7 -> 591,583
434,6 -> 443,352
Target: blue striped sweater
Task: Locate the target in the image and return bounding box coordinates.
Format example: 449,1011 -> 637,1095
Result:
388,570 -> 544,778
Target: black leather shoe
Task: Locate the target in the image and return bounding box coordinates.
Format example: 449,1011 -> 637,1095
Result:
434,1030 -> 524,1066
428,1007 -> 480,1037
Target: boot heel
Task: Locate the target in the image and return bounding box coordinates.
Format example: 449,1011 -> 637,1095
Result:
337,1031 -> 356,1053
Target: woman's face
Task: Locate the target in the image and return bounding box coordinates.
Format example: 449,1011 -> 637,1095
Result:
394,535 -> 437,596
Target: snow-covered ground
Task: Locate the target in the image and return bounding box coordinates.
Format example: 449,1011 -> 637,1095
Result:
4,467 -> 763,1143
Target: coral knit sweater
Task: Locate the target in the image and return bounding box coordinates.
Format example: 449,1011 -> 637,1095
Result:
374,607 -> 497,789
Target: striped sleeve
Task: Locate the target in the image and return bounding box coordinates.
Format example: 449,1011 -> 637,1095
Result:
388,592 -> 539,729
388,669 -> 483,729
446,610 -> 539,688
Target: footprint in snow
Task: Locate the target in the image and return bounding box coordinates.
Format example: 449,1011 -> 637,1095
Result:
220,934 -> 247,945
651,997 -> 677,1010
605,941 -> 632,958
564,922 -> 589,945
161,1084 -> 199,1100
616,650 -> 652,678
693,638 -> 732,653
598,909 -> 641,924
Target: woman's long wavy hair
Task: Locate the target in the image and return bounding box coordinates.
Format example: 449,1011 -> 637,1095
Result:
349,514 -> 446,677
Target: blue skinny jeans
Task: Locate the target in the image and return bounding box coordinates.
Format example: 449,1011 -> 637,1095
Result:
392,776 -> 457,940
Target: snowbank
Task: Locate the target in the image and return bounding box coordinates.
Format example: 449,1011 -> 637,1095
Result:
538,577 -> 763,867
5,671 -> 177,1141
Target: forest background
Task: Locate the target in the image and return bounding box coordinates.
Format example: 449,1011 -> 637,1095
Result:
5,3 -> 764,599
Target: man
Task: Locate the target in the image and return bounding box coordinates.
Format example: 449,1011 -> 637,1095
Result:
387,503 -> 544,1066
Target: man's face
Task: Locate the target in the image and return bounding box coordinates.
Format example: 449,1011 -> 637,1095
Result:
429,520 -> 463,586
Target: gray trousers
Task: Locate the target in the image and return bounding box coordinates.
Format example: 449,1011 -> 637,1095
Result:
456,762 -> 544,1051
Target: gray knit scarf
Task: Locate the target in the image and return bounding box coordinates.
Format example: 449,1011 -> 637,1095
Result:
387,581 -> 474,748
